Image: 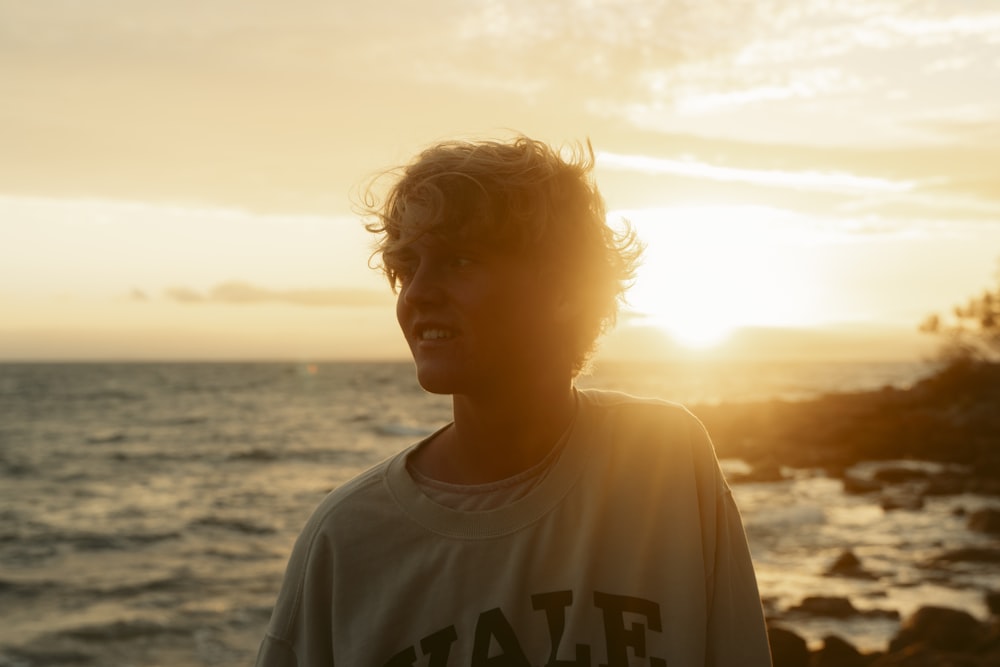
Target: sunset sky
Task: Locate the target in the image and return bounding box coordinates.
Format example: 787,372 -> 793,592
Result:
2,0 -> 999,362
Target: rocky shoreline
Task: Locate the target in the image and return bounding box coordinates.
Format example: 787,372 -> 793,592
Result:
691,361 -> 1000,666
767,602 -> 1000,666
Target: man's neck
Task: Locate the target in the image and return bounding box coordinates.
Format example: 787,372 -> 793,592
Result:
411,378 -> 577,485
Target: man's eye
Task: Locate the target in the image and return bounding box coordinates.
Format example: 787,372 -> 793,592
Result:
384,253 -> 416,279
389,259 -> 416,283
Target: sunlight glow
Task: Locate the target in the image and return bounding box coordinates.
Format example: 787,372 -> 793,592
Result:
620,205 -> 830,349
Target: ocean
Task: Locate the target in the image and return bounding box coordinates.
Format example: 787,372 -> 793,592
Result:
1,360 -> 997,665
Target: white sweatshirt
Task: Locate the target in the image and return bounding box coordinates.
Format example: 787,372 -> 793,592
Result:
256,389 -> 772,666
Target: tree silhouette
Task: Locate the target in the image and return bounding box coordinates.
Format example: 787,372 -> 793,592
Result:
920,260 -> 1000,363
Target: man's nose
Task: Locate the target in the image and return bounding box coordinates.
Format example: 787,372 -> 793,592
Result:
401,264 -> 444,306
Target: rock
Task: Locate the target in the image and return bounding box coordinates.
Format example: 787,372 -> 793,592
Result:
813,634 -> 867,667
880,491 -> 925,511
750,457 -> 786,482
842,475 -> 882,495
826,549 -> 878,580
734,456 -> 786,482
866,608 -> 901,621
888,605 -> 986,652
933,547 -> 1000,564
767,625 -> 809,667
986,590 -> 1000,617
967,508 -> 1000,535
788,595 -> 898,622
873,467 -> 931,484
868,644 -> 949,666
922,476 -> 967,496
790,596 -> 858,618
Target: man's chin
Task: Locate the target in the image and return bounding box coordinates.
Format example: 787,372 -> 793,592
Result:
413,367 -> 462,396
417,382 -> 453,396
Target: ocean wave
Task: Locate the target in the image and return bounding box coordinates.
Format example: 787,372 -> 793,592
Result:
96,572 -> 195,597
158,415 -> 210,426
744,504 -> 827,530
227,448 -> 279,462
372,422 -> 432,437
0,577 -> 58,597
1,461 -> 37,477
1,645 -> 96,666
60,618 -> 189,641
84,431 -> 128,444
203,546 -> 271,561
225,446 -> 376,466
73,532 -> 182,551
189,516 -> 277,535
23,529 -> 184,553
0,572 -> 194,601
75,389 -> 147,402
2,524 -> 187,563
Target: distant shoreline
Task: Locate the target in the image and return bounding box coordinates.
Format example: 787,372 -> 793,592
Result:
693,360 -> 1000,486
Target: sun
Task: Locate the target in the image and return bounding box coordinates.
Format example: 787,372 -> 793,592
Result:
619,205 -> 823,350
628,268 -> 740,350
640,313 -> 734,349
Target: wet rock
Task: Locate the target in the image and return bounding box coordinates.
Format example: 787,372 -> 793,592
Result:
868,644 -> 955,666
922,475 -> 967,497
746,456 -> 785,482
986,590 -> 1000,617
790,596 -> 859,618
3,645 -> 97,666
788,595 -> 899,621
767,625 -> 809,667
888,605 -> 986,653
933,547 -> 1000,565
826,549 -> 878,580
842,475 -> 882,495
693,361 -> 1000,483
967,508 -> 1000,535
729,456 -> 786,483
880,491 -> 925,511
874,467 -> 931,484
813,634 -> 868,667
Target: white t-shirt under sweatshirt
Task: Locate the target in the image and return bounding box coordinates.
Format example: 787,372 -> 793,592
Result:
255,389 -> 772,666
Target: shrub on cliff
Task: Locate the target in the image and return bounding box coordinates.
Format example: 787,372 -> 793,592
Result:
921,261 -> 1000,364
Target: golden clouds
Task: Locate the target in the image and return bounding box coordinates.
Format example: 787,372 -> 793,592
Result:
163,282 -> 390,308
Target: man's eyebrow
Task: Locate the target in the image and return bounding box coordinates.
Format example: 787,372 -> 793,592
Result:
442,236 -> 490,253
384,248 -> 416,266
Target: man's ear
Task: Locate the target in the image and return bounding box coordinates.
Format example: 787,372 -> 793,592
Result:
551,286 -> 583,325
535,265 -> 579,324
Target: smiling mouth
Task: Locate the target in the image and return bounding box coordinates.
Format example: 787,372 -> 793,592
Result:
419,328 -> 456,341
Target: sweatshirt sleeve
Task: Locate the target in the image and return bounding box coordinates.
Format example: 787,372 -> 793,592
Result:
705,485 -> 772,666
692,416 -> 771,666
255,507 -> 337,667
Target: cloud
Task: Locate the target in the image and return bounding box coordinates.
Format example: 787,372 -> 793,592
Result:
4,0 -> 999,212
164,281 -> 390,307
597,151 -> 914,194
673,67 -> 866,114
166,286 -> 205,303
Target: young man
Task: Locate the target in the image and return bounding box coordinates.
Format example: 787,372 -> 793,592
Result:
255,136 -> 772,666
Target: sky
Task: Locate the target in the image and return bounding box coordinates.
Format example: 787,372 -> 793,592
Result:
2,0 -> 999,362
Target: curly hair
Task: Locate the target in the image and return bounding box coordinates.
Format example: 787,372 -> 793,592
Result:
361,135 -> 643,375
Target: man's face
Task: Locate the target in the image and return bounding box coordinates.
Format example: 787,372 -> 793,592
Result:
393,233 -> 568,396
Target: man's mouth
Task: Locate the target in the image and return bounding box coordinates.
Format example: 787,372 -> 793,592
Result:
418,327 -> 456,341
